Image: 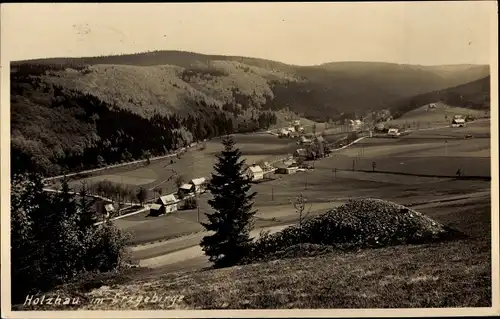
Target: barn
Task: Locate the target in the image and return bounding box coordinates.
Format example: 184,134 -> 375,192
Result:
156,194 -> 179,214
275,162 -> 299,175
178,183 -> 194,198
149,203 -> 163,216
246,165 -> 264,182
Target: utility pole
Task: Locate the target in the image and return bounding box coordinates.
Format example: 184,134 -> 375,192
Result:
352,159 -> 355,171
197,195 -> 200,223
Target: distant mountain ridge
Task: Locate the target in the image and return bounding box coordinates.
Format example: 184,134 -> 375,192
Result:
12,51 -> 489,120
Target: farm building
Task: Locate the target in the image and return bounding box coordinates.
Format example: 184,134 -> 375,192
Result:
452,118 -> 466,127
149,203 -> 163,216
348,119 -> 364,131
275,162 -> 299,175
178,183 -> 194,198
104,203 -> 115,214
388,128 -> 401,137
154,194 -> 179,215
190,177 -> 207,194
278,128 -> 291,137
246,165 -> 264,182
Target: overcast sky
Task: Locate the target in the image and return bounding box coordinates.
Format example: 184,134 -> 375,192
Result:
1,2 -> 495,65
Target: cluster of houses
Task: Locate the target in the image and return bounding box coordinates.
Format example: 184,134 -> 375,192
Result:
149,177 -> 207,216
347,119 -> 364,131
278,120 -> 305,138
294,135 -> 328,160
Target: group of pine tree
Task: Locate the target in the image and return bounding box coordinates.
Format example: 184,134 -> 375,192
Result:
11,173 -> 129,303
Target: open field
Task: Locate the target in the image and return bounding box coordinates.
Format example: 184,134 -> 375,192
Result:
324,121 -> 491,177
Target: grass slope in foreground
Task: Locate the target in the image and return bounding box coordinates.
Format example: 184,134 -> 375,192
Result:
17,196 -> 490,310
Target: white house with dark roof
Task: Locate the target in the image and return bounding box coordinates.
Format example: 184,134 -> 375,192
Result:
190,177 -> 207,194
178,183 -> 194,198
451,118 -> 466,127
156,194 -> 179,214
246,165 -> 264,182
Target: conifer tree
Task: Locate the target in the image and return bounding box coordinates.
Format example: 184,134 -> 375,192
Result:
78,182 -> 97,230
200,135 -> 257,268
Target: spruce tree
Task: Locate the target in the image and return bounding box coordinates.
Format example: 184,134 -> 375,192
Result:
77,182 -> 97,230
200,135 -> 257,268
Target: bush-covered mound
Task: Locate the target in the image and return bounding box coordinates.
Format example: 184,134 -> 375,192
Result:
243,198 -> 465,264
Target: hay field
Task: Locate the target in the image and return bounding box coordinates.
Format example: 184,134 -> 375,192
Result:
322,122 -> 491,177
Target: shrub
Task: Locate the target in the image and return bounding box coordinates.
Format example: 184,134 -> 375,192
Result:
242,198 -> 463,264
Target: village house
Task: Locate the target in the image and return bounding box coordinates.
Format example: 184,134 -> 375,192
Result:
104,203 -> 115,215
452,118 -> 466,127
154,194 -> 179,215
190,177 -> 207,194
278,128 -> 291,138
149,203 -> 163,216
178,183 -> 194,198
298,136 -> 312,145
388,128 -> 401,137
246,164 -> 264,182
275,162 -> 299,175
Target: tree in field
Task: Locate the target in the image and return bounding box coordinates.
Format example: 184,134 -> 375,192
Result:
136,187 -> 147,206
142,150 -> 151,165
200,135 -> 257,268
175,175 -> 185,188
153,187 -> 163,199
290,194 -> 312,246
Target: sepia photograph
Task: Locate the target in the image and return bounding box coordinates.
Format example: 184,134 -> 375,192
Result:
1,1 -> 498,317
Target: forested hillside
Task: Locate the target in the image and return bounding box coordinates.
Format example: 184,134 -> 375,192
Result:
11,51 -> 490,176
11,63 -> 277,176
13,50 -> 490,119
